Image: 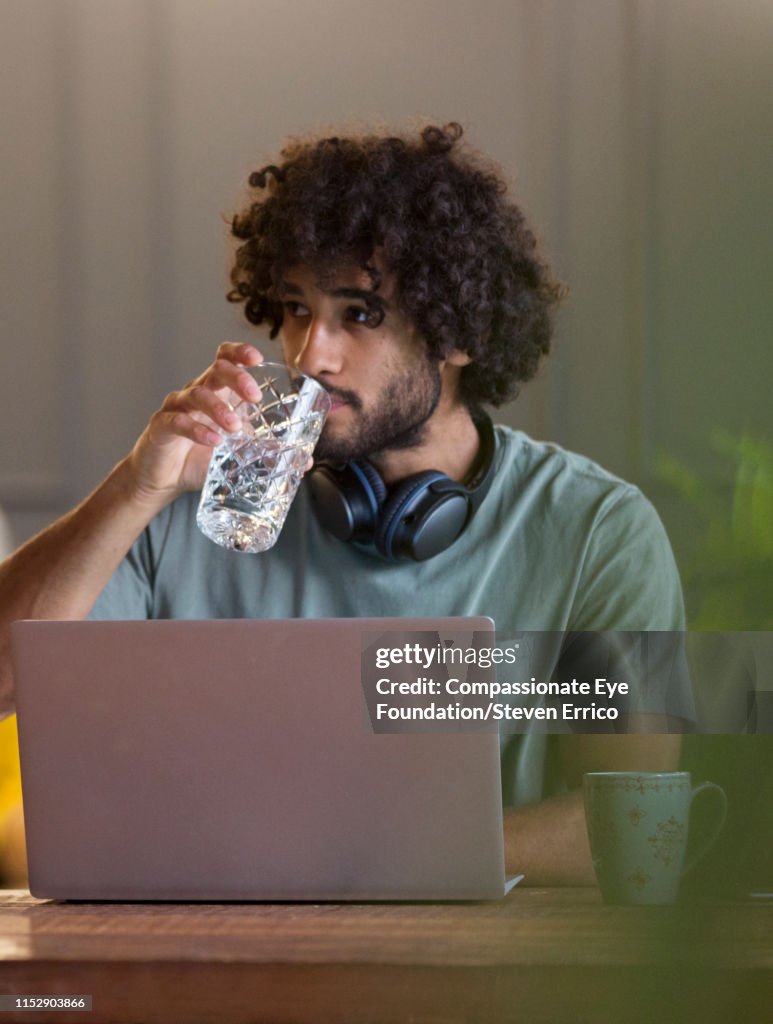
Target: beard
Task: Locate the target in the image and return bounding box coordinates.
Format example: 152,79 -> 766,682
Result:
313,358 -> 443,465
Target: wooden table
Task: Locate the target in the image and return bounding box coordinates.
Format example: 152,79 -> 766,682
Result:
0,888 -> 771,1023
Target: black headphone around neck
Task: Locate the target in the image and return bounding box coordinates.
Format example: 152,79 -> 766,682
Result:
308,413 -> 497,562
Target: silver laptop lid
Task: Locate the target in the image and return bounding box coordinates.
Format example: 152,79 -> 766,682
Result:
12,617 -> 514,901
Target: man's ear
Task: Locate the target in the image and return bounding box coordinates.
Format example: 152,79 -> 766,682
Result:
445,348 -> 473,367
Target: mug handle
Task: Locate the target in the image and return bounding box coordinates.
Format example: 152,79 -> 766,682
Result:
681,781 -> 728,876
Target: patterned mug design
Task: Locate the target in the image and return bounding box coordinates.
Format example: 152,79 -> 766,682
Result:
583,772 -> 727,905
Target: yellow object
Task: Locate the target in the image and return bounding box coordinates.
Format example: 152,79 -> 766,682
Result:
0,716 -> 22,819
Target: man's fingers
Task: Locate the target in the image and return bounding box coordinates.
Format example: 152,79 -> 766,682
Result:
185,344 -> 262,385
215,342 -> 264,366
204,360 -> 262,403
148,343 -> 267,455
169,385 -> 243,434
171,353 -> 267,431
151,410 -> 222,448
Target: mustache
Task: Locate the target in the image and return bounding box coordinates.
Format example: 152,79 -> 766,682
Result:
318,384 -> 362,411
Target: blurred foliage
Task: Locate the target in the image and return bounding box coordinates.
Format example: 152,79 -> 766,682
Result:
656,432 -> 773,629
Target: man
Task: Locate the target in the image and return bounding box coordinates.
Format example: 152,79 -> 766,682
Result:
0,122 -> 684,882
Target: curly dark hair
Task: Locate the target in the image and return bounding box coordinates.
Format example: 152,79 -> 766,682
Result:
228,122 -> 564,408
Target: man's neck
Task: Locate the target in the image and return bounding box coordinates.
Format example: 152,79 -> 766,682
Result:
370,402 -> 481,487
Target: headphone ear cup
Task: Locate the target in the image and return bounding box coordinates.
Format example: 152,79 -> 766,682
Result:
308,461 -> 387,542
351,460 -> 388,508
374,471 -> 449,560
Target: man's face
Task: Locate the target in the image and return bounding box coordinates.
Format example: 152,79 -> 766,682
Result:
278,262 -> 443,464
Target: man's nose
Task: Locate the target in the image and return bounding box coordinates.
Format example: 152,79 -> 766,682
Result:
291,318 -> 344,378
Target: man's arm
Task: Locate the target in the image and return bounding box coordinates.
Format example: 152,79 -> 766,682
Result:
0,343 -> 265,717
504,723 -> 682,884
0,462 -> 166,714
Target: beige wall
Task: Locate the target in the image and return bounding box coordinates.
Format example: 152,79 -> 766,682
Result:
2,0 -> 772,551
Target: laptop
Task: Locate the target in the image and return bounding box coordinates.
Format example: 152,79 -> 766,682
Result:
11,617 -> 521,901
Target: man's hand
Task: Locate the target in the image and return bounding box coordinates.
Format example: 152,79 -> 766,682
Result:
125,343 -> 265,510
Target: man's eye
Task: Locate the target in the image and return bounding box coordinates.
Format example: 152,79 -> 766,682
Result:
283,301 -> 310,317
347,306 -> 385,329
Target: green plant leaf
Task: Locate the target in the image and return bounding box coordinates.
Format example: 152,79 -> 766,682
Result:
656,432 -> 773,628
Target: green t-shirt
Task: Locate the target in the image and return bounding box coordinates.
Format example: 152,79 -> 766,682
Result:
92,425 -> 685,631
91,425 -> 687,802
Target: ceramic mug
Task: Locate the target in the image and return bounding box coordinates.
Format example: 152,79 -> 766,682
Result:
583,771 -> 727,905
